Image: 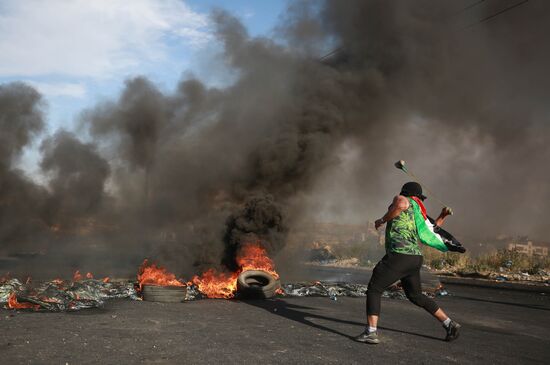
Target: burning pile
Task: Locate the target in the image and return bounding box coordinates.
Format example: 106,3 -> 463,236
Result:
137,196 -> 285,299
191,243 -> 279,299
1,264 -> 449,311
134,241 -> 280,300
137,260 -> 186,291
136,260 -> 188,302
0,273 -> 138,311
0,241 -> 280,311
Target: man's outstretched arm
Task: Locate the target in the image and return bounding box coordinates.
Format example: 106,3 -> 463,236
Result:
375,195 -> 409,229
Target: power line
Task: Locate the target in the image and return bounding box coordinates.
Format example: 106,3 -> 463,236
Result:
478,0 -> 528,24
319,47 -> 343,62
461,0 -> 486,14
463,0 -> 529,29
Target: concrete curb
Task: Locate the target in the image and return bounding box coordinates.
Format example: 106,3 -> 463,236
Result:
438,275 -> 550,293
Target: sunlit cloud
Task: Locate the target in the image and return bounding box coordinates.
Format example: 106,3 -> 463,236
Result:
27,81 -> 86,98
0,0 -> 211,78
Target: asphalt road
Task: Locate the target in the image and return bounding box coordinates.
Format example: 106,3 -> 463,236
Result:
2,279 -> 549,365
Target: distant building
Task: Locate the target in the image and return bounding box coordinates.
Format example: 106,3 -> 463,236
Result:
508,240 -> 548,257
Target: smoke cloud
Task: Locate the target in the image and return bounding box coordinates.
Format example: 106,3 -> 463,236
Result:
1,1 -> 549,277
304,0 -> 550,242
40,130 -> 110,226
0,83 -> 47,253
223,195 -> 287,271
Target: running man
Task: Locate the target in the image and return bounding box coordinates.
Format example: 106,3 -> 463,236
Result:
355,182 -> 461,344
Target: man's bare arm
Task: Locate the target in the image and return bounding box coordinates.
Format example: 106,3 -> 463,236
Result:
375,195 -> 409,229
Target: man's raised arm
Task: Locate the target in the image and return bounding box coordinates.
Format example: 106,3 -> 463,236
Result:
375,195 -> 409,229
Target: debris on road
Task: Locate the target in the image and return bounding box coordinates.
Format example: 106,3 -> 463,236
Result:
1,278 -> 139,311
2,276 -> 448,311
278,281 -> 447,300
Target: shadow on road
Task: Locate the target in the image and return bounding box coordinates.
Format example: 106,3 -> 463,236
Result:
241,299 -> 359,340
241,298 -> 443,342
451,295 -> 550,312
377,325 -> 442,341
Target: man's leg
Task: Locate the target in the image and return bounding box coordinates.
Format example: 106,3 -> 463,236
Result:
366,257 -> 403,317
401,270 -> 461,341
400,270 -> 440,315
355,255 -> 402,343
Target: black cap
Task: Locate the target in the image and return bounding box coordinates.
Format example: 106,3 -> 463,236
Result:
400,182 -> 427,200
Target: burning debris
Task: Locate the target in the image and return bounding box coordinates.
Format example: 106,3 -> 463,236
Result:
0,276 -> 139,312
192,243 -> 281,299
137,260 -> 186,291
237,270 -> 281,299
0,240 -> 284,310
181,196 -> 287,300
0,223 -> 287,307
137,260 -> 188,302
185,196 -> 285,299
2,228 -> 447,310
133,240 -> 282,301
1,269 -> 449,310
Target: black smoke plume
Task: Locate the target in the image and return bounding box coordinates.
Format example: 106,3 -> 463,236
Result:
0,83 -> 47,253
2,1 -> 550,278
223,195 -> 287,270
40,130 -> 110,226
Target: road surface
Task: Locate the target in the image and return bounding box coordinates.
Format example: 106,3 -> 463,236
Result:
1,277 -> 549,364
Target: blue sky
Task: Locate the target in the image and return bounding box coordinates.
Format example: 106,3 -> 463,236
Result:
0,0 -> 287,138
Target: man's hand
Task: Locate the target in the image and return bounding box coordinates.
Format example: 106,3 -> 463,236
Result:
443,238 -> 466,253
435,207 -> 453,227
375,218 -> 385,230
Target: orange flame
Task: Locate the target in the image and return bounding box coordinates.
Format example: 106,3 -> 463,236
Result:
72,271 -> 108,282
137,260 -> 185,291
192,242 -> 279,299
73,270 -> 82,281
236,244 -> 279,279
191,269 -> 239,299
7,293 -> 39,310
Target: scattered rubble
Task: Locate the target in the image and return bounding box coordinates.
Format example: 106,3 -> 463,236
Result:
185,284 -> 204,301
1,278 -> 139,311
1,278 -> 449,311
435,269 -> 550,284
0,263 -> 448,312
488,271 -> 550,284
277,281 -> 448,300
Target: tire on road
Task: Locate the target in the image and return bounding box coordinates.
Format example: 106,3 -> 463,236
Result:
237,270 -> 280,299
142,285 -> 187,303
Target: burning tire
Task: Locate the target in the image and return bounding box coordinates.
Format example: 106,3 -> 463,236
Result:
141,285 -> 187,303
237,270 -> 280,299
